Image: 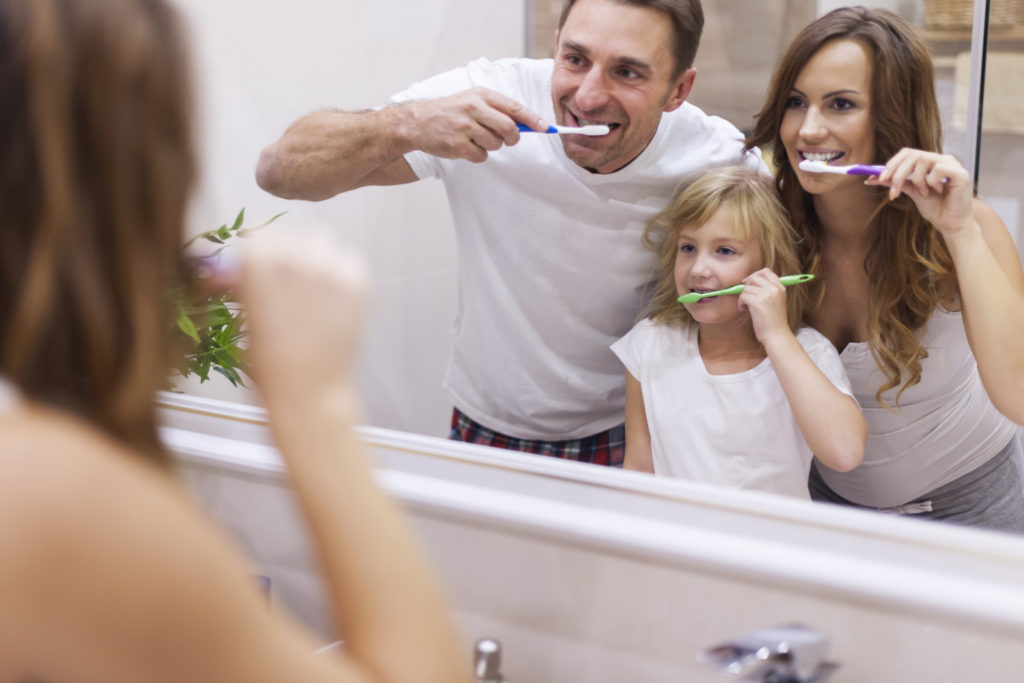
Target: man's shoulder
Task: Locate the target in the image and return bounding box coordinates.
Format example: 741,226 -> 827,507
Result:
665,101 -> 746,138
462,56 -> 553,91
660,103 -> 766,172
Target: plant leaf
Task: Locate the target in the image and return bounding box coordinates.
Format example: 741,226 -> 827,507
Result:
176,313 -> 201,344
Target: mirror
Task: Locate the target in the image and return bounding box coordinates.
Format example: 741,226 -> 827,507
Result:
170,0 -> 1024,532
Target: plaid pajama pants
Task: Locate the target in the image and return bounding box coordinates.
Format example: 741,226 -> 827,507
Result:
449,407 -> 625,467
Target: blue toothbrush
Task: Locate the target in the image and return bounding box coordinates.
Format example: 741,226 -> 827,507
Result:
516,122 -> 610,136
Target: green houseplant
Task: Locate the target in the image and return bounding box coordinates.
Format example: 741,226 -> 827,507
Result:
172,209 -> 283,387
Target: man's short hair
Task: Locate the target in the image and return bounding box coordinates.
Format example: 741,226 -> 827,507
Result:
557,0 -> 704,77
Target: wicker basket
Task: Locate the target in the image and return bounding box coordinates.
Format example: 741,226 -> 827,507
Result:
925,0 -> 1024,29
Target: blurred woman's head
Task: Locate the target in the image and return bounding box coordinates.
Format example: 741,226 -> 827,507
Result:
0,0 -> 195,461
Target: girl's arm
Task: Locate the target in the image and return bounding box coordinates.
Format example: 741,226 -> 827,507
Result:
741,270 -> 867,472
623,371 -> 655,473
872,149 -> 1024,423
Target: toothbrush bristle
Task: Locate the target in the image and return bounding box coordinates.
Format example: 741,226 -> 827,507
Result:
579,125 -> 611,136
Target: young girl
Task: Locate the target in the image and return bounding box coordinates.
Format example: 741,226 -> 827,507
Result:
612,166 -> 866,499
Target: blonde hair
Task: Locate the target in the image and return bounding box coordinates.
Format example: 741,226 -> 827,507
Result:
0,0 -> 195,464
746,7 -> 954,407
642,166 -> 806,331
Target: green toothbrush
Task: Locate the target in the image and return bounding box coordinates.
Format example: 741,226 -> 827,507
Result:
677,273 -> 814,304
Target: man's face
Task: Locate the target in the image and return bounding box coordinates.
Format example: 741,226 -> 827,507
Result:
550,0 -> 695,174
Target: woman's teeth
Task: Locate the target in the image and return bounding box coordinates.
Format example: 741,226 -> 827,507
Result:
801,152 -> 842,163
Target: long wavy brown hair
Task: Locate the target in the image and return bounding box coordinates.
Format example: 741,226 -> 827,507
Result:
745,6 -> 954,407
0,0 -> 195,464
642,166 -> 807,333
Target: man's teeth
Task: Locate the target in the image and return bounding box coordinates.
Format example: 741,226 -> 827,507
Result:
577,117 -> 619,129
802,152 -> 842,163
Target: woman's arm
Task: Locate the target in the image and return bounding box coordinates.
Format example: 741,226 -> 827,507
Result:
742,270 -> 867,472
234,232 -> 467,683
0,233 -> 466,683
876,149 -> 1024,423
623,372 -> 655,473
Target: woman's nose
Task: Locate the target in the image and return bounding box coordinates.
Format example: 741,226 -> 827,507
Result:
799,106 -> 827,140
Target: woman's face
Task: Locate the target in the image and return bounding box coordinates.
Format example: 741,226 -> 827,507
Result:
780,39 -> 876,195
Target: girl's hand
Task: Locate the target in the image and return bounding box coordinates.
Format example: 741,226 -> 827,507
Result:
867,147 -> 975,238
738,268 -> 790,345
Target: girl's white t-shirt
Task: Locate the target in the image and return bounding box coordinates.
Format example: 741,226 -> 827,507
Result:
612,320 -> 854,499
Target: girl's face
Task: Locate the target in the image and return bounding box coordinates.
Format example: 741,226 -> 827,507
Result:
674,205 -> 764,325
780,39 -> 876,195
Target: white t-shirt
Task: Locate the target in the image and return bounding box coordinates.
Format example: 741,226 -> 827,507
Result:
611,320 -> 854,499
819,309 -> 1018,508
390,57 -> 765,440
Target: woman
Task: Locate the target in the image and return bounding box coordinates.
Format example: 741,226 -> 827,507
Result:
0,0 -> 465,680
746,6 -> 1024,530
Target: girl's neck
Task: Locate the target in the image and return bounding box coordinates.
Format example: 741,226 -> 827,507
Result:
696,319 -> 765,375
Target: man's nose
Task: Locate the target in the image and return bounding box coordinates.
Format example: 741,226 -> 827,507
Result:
574,68 -> 611,112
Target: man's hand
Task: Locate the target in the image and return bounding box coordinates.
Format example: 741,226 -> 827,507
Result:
398,87 -> 548,163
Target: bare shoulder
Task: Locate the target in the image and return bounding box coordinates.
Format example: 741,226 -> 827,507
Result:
0,406 -> 345,682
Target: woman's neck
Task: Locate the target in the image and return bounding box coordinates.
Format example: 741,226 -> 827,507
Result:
811,184 -> 879,248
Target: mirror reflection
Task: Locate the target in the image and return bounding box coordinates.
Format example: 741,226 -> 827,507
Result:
173,0 -> 1024,532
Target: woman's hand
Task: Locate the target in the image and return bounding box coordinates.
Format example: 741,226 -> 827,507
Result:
739,268 -> 791,346
868,147 -> 975,238
232,228 -> 369,411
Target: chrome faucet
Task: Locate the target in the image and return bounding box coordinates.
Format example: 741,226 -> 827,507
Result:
473,637 -> 507,683
699,623 -> 838,682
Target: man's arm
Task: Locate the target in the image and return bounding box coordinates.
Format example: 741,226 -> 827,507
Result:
256,87 -> 548,201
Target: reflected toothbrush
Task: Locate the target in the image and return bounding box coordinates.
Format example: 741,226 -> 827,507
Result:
516,122 -> 610,136
798,159 -> 884,176
677,274 -> 815,303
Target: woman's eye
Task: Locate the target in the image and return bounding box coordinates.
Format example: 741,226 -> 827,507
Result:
832,97 -> 855,111
784,95 -> 805,109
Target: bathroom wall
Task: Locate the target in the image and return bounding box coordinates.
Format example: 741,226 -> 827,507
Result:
169,0 -> 526,437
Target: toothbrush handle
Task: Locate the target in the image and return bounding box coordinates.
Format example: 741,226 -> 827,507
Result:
846,164 -> 885,176
516,123 -> 556,133
706,274 -> 815,299
779,273 -> 815,286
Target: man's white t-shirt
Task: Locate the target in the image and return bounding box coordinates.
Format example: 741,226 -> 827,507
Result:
612,320 -> 854,499
391,57 -> 764,440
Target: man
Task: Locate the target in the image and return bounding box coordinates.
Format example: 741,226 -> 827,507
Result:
256,0 -> 763,465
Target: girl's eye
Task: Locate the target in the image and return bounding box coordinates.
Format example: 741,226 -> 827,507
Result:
679,243 -> 695,253
717,246 -> 736,256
